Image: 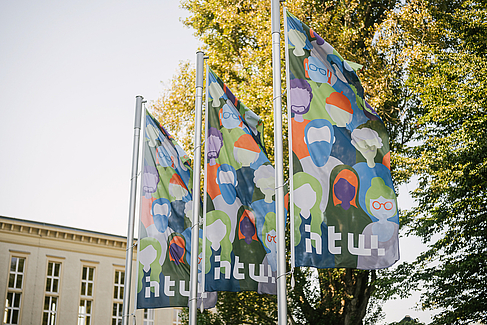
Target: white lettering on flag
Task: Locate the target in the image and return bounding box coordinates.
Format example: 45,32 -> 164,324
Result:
145,276 -> 160,298
164,276 -> 175,297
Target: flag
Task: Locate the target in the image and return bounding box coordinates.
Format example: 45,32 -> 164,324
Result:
204,68 -> 278,294
137,110 -> 216,308
286,10 -> 399,270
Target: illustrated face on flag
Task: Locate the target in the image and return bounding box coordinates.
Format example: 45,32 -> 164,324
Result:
286,10 -> 399,270
204,68 -> 277,294
137,110 -> 216,309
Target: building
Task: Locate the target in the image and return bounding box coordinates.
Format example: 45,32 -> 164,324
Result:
0,216 -> 182,325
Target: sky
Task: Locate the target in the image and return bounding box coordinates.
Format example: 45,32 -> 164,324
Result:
0,1 -> 433,323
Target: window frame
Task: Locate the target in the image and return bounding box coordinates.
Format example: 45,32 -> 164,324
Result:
3,252 -> 29,325
77,264 -> 97,325
41,258 -> 63,325
143,308 -> 155,325
111,268 -> 125,325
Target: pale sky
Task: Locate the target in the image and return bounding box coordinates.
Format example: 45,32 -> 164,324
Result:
0,1 -> 432,323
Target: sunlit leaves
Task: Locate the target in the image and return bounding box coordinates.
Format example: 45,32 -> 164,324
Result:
381,1 -> 487,324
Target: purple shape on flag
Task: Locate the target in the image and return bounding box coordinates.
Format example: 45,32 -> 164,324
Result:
169,241 -> 185,266
143,165 -> 159,198
290,78 -> 313,122
334,178 -> 356,210
240,216 -> 256,245
208,127 -> 223,166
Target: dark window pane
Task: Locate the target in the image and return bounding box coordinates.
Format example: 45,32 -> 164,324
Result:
18,258 -> 24,272
87,283 -> 93,296
53,279 -> 58,293
5,309 -> 12,323
54,263 -> 60,277
82,267 -> 87,280
120,287 -> 124,299
15,274 -> 22,289
44,296 -> 50,310
81,282 -> 86,296
120,272 -> 125,284
48,262 -> 53,276
9,273 -> 15,288
10,257 -> 17,271
46,278 -> 52,292
88,268 -> 94,281
12,309 -> 19,324
42,311 -> 49,325
13,293 -> 21,308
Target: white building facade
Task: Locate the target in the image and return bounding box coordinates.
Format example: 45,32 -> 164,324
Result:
0,216 -> 182,325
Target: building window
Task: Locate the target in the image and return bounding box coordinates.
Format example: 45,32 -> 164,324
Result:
43,261 -> 61,325
3,256 -> 26,325
78,266 -> 95,325
173,309 -> 182,325
112,270 -> 124,325
143,309 -> 154,325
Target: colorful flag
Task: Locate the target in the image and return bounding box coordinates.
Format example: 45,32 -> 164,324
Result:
137,110 -> 216,308
286,10 -> 399,270
204,68 -> 277,294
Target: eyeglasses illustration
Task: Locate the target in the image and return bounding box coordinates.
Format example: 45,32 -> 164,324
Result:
266,233 -> 277,244
372,201 -> 394,210
222,112 -> 238,119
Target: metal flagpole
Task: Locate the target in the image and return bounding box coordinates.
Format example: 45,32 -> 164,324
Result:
271,1 -> 287,324
122,95 -> 144,325
201,60 -> 210,311
283,6 -> 295,282
189,51 -> 205,325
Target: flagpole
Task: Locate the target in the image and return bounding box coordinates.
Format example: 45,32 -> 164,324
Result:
201,60 -> 210,309
283,7 -> 295,279
189,50 -> 205,325
122,95 -> 144,325
271,1 -> 287,324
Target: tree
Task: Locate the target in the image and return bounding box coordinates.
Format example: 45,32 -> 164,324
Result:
153,0 -> 414,324
388,315 -> 425,325
375,1 -> 487,324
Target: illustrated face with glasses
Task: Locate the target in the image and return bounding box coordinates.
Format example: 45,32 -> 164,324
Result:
220,103 -> 241,129
265,229 -> 277,267
304,56 -> 335,85
369,195 -> 396,221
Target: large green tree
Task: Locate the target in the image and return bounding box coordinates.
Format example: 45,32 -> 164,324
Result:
153,0 -> 414,324
375,1 -> 487,324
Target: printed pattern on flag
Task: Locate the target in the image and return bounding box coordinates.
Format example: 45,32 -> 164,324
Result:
286,10 -> 399,270
204,68 -> 277,294
137,110 -> 216,308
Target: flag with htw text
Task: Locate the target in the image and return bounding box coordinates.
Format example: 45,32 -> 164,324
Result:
286,10 -> 399,270
137,109 -> 216,308
204,68 -> 278,294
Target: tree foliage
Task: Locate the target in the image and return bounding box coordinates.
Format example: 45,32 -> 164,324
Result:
375,1 -> 487,324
